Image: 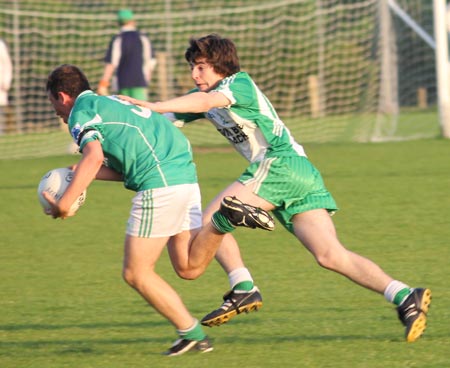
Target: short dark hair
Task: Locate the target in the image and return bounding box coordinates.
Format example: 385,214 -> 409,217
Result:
185,34 -> 240,77
46,64 -> 91,99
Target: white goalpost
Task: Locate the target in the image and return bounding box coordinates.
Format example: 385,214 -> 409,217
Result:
387,0 -> 450,138
433,0 -> 450,138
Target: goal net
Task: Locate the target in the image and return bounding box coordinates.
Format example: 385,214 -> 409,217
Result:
0,0 -> 440,159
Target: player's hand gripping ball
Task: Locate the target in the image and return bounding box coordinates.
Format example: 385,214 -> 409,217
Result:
37,167 -> 86,214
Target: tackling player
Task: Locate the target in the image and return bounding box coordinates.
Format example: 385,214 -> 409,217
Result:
119,34 -> 432,343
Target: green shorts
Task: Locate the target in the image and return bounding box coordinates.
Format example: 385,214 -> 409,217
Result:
119,87 -> 148,101
239,155 -> 338,234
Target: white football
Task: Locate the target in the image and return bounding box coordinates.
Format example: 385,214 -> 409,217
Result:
37,167 -> 86,214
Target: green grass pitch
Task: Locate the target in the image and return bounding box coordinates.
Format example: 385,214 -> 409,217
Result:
1,139 -> 450,367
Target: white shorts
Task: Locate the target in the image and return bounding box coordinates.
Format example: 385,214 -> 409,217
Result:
126,183 -> 202,238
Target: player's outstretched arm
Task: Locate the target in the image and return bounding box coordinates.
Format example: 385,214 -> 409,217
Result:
118,91 -> 229,115
117,95 -> 150,107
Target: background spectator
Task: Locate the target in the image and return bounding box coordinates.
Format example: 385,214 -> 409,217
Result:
97,9 -> 156,101
0,38 -> 12,134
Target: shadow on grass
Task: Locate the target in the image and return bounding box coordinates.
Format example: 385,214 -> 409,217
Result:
0,331 -> 404,352
0,184 -> 37,190
0,336 -> 167,349
0,320 -> 166,332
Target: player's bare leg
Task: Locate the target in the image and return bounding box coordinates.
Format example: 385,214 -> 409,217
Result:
168,225 -> 226,280
123,234 -> 213,355
168,203 -> 274,280
123,234 -> 197,329
293,209 -> 431,341
292,209 -> 392,292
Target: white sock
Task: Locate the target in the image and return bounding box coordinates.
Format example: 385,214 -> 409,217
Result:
176,318 -> 198,335
228,267 -> 253,289
384,280 -> 410,303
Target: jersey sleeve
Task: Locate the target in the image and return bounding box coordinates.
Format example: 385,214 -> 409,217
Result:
69,110 -> 104,150
215,74 -> 255,108
172,112 -> 205,124
104,35 -> 121,67
104,36 -> 114,63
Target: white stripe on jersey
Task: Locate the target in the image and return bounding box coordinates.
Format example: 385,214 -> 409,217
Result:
250,78 -> 284,138
102,121 -> 169,187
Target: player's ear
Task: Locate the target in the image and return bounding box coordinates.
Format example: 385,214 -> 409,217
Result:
58,91 -> 73,105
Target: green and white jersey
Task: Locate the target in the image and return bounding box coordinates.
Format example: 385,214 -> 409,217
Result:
172,72 -> 306,163
68,91 -> 197,192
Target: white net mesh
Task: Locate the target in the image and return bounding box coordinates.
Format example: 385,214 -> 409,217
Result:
0,0 -> 440,159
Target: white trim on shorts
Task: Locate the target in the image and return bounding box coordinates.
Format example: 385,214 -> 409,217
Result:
126,183 -> 202,238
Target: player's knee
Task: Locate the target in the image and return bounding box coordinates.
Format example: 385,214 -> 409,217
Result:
174,266 -> 204,280
314,249 -> 339,271
122,267 -> 140,288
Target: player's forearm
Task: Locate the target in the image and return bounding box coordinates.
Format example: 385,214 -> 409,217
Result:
59,143 -> 103,213
151,92 -> 216,114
